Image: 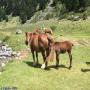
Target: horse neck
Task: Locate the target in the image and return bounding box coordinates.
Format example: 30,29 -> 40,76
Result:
30,34 -> 39,47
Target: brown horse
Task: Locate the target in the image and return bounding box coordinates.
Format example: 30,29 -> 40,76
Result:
41,41 -> 73,69
25,32 -> 53,66
35,28 -> 42,34
35,27 -> 53,35
44,28 -> 53,35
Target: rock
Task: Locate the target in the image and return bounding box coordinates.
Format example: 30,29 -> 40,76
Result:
1,63 -> 6,67
1,46 -> 7,51
1,56 -> 7,59
73,16 -> 80,21
0,51 -> 11,57
15,57 -> 20,59
12,51 -> 17,56
0,41 -> 22,72
16,29 -> 22,34
0,57 -> 3,59
0,41 -> 21,68
17,52 -> 21,57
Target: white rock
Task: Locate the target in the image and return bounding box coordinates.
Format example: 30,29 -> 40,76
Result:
2,56 -> 7,59
0,52 -> 11,57
1,63 -> 5,67
6,47 -> 12,51
16,29 -> 22,34
12,51 -> 17,55
17,52 -> 21,56
2,46 -> 7,51
0,57 -> 3,59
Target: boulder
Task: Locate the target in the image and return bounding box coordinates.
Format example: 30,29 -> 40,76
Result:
16,29 -> 22,34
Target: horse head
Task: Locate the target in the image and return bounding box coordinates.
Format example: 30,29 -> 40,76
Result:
35,28 -> 41,34
44,28 -> 53,35
25,32 -> 33,46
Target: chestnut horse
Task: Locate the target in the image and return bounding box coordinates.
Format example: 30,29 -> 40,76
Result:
44,28 -> 53,35
35,27 -> 53,35
35,28 -> 42,34
25,32 -> 53,66
41,41 -> 73,69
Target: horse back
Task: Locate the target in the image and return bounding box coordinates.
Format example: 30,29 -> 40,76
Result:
54,41 -> 73,53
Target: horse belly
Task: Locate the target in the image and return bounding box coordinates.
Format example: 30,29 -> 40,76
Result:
60,48 -> 66,54
60,50 -> 66,54
39,39 -> 48,49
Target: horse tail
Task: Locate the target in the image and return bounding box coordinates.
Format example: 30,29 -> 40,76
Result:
47,46 -> 55,62
47,34 -> 54,46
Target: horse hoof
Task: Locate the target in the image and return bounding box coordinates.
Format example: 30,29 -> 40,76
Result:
41,64 -> 45,69
55,66 -> 59,69
69,66 -> 72,70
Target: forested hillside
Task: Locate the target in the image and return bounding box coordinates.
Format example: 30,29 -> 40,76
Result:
0,0 -> 90,23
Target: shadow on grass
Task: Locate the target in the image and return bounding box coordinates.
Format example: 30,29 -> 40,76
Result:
81,62 -> 90,72
48,64 -> 69,70
24,61 -> 41,68
24,61 -> 69,70
86,62 -> 90,65
81,68 -> 90,72
24,61 -> 51,70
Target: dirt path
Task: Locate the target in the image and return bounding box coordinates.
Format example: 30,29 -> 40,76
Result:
19,49 -> 30,60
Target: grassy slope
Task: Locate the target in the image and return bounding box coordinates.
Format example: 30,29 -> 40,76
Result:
0,19 -> 90,90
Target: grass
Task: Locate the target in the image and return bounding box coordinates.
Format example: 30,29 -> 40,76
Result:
0,18 -> 90,90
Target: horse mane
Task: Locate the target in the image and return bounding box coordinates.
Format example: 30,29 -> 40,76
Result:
44,28 -> 53,35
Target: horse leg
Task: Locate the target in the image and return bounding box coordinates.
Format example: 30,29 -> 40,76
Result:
46,48 -> 50,65
56,51 -> 59,68
41,51 -> 47,69
68,51 -> 72,69
41,51 -> 46,63
42,49 -> 49,69
36,52 -> 39,65
46,48 -> 50,57
31,51 -> 36,66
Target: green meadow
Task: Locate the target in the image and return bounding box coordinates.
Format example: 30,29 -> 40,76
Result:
0,19 -> 90,90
